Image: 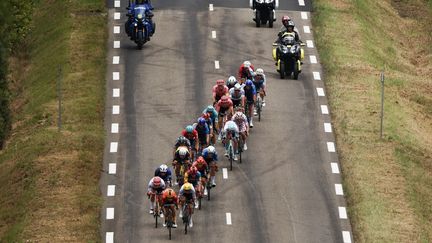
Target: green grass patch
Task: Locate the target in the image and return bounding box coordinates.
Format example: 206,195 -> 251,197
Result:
0,0 -> 106,241
313,0 -> 432,242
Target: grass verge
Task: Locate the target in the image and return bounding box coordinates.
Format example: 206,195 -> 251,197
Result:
312,0 -> 432,242
0,0 -> 106,241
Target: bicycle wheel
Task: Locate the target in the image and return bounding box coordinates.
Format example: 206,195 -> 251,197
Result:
238,138 -> 243,164
169,226 -> 172,240
183,206 -> 188,234
229,142 -> 233,171
154,203 -> 159,228
257,97 -> 262,122
198,196 -> 202,210
207,179 -> 211,201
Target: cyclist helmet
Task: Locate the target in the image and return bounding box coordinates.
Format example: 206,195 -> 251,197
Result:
206,105 -> 215,112
221,95 -> 230,103
159,164 -> 168,173
256,68 -> 264,76
188,166 -> 198,175
183,182 -> 193,191
227,76 -> 237,86
243,61 -> 251,68
198,117 -> 206,125
227,122 -> 237,131
233,112 -> 244,121
234,83 -> 242,91
216,79 -> 225,86
282,15 -> 291,26
178,146 -> 189,156
206,145 -> 216,154
245,79 -> 253,86
196,156 -> 206,164
165,188 -> 175,198
177,136 -> 188,144
186,125 -> 194,133
153,177 -> 162,187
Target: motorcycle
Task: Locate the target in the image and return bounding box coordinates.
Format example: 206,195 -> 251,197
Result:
126,5 -> 155,49
250,0 -> 278,28
272,35 -> 305,79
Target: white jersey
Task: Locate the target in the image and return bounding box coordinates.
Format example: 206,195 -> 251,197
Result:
147,176 -> 166,192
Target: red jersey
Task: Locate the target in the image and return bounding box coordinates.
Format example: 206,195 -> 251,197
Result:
212,84 -> 229,100
181,129 -> 198,142
238,64 -> 255,80
161,189 -> 178,205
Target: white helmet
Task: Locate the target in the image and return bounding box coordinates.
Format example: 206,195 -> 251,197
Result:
256,68 -> 264,76
159,164 -> 168,173
179,147 -> 188,156
207,145 -> 216,154
227,76 -> 237,85
234,83 -> 242,90
243,61 -> 251,68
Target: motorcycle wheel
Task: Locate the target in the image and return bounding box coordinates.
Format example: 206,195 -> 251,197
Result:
256,11 -> 261,28
280,60 -> 285,79
269,11 -> 274,28
293,62 -> 300,80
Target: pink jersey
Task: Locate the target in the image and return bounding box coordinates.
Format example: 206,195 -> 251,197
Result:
212,85 -> 229,100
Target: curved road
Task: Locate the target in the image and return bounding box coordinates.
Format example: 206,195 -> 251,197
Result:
102,0 -> 352,242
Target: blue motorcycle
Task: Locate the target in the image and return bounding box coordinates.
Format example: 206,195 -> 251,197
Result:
126,5 -> 155,49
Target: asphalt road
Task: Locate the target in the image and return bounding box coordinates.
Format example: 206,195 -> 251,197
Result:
102,0 -> 350,242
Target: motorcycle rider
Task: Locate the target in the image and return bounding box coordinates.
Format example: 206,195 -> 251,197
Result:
276,16 -> 301,43
125,0 -> 155,39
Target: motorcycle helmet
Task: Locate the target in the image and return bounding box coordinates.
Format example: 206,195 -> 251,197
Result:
282,15 -> 291,26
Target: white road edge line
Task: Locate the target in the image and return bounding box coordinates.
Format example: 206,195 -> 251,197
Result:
331,162 -> 340,174
113,72 -> 120,80
338,207 -> 348,219
114,41 -> 120,48
335,184 -> 344,195
107,185 -> 116,196
114,26 -> 120,34
113,88 -> 120,98
222,168 -> 228,179
215,60 -> 220,69
114,0 -> 120,7
303,25 -> 311,33
321,105 -> 329,114
113,56 -> 120,64
226,212 -> 232,225
114,12 -> 120,20
113,105 -> 120,115
327,142 -> 335,152
212,30 -> 217,39
310,55 -> 317,64
313,71 -> 321,80
107,207 -> 115,219
209,4 -> 214,11
106,232 -> 114,243
301,12 -> 308,19
298,0 -> 305,6
110,142 -> 118,153
108,163 -> 117,174
324,123 -> 332,133
316,87 -> 325,96
306,40 -> 314,48
342,231 -> 352,243
111,123 -> 119,133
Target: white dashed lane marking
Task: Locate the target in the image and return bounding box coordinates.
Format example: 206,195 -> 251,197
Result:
114,0 -> 120,7
106,232 -> 114,243
310,55 -> 317,64
303,25 -> 311,33
113,88 -> 120,98
114,26 -> 120,34
342,231 -> 352,243
301,12 -> 308,19
298,0 -> 305,6
107,185 -> 116,196
113,56 -> 120,64
113,72 -> 120,80
222,168 -> 228,179
321,105 -> 329,114
338,207 -> 348,219
316,88 -> 325,96
306,40 -> 314,48
113,105 -> 120,114
111,123 -> 119,133
331,162 -> 340,174
110,142 -> 118,153
327,142 -> 335,152
335,184 -> 344,195
215,60 -> 220,69
114,12 -> 120,20
313,71 -> 321,80
226,213 -> 232,225
324,123 -> 332,133
209,4 -> 214,11
106,207 -> 115,219
114,41 -> 120,48
108,163 -> 117,174
212,30 -> 217,39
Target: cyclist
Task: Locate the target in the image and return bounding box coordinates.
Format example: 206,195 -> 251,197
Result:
173,136 -> 191,156
194,117 -> 210,152
147,176 -> 166,214
212,79 -> 229,105
201,113 -> 215,145
238,61 -> 255,83
229,83 -> 245,108
172,146 -> 191,185
184,166 -> 202,208
178,182 -> 196,227
222,120 -> 240,161
203,105 -> 219,142
215,95 -> 234,137
201,145 -> 218,187
193,156 -> 209,194
181,125 -> 199,159
226,75 -> 238,90
243,80 -> 257,127
154,164 -> 173,187
253,68 -> 267,107
232,110 -> 249,151
161,188 -> 178,228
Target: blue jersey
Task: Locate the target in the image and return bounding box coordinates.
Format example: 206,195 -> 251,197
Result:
154,168 -> 172,183
244,85 -> 256,102
202,108 -> 219,123
202,148 -> 218,162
